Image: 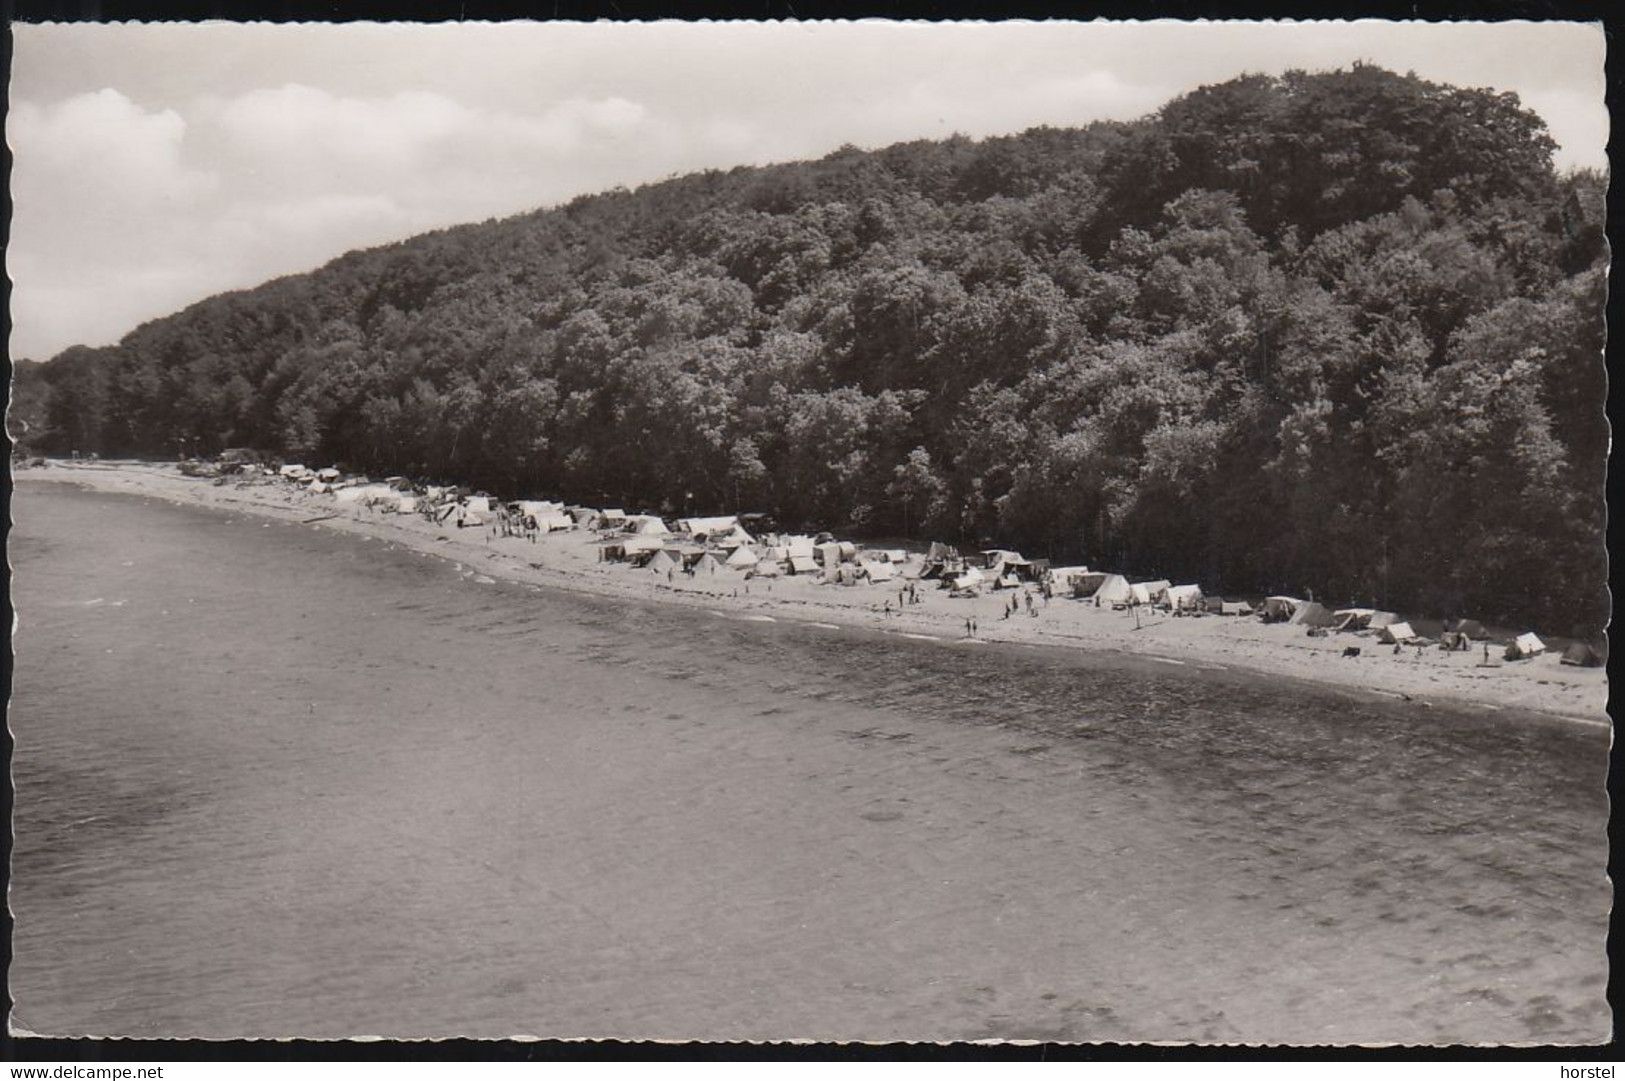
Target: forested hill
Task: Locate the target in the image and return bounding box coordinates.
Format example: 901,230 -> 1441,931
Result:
14,64 -> 1608,632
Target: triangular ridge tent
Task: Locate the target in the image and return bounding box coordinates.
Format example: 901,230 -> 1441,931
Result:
1288,601 -> 1335,627
1561,642 -> 1604,667
692,553 -> 723,575
788,555 -> 820,575
1081,573 -> 1133,604
643,549 -> 681,573
1376,621 -> 1417,644
1505,632 -> 1546,660
1164,585 -> 1203,610
725,546 -> 760,569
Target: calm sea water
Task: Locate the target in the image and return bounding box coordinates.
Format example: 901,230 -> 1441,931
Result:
9,482 -> 1610,1042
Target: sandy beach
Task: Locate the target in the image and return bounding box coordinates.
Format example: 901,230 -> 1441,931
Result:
22,460 -> 1609,726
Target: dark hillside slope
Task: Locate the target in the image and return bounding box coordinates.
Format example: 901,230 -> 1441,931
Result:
15,65 -> 1608,631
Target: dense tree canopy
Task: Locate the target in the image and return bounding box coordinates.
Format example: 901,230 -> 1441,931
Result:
12,65 -> 1608,632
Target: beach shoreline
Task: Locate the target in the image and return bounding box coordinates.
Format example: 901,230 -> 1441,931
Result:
18,459 -> 1608,726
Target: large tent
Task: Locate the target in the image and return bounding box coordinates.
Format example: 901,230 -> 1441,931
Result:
1376,621 -> 1417,644
1129,580 -> 1171,605
1287,601 -> 1335,627
814,541 -> 844,568
1333,608 -> 1377,631
1164,584 -> 1203,610
1506,632 -> 1546,660
861,560 -> 896,583
725,546 -> 760,569
641,549 -> 682,573
1561,641 -> 1604,667
676,515 -> 740,537
788,555 -> 821,575
691,552 -> 724,575
625,514 -> 670,536
1263,596 -> 1303,620
1075,573 -> 1132,604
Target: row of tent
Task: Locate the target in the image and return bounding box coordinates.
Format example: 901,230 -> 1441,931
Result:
267,465 -> 1603,667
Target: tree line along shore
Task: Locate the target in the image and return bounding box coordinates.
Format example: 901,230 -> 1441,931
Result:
10,65 -> 1607,640
21,457 -> 1607,723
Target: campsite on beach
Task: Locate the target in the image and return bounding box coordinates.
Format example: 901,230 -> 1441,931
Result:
9,23 -> 1610,1046
27,457 -> 1608,725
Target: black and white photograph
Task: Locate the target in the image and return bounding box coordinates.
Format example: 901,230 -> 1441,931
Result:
5,19 -> 1612,1046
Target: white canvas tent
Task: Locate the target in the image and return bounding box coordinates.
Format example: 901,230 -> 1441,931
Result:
788,555 -> 820,575
642,549 -> 681,573
725,546 -> 760,569
1264,596 -> 1303,620
1288,601 -> 1335,628
861,560 -> 896,583
1129,580 -> 1171,605
676,515 -> 740,536
1164,584 -> 1203,610
1073,572 -> 1132,604
950,566 -> 986,591
1506,632 -> 1546,660
814,541 -> 843,567
1333,608 -> 1377,630
625,514 -> 669,536
1376,621 -> 1417,644
334,484 -> 394,505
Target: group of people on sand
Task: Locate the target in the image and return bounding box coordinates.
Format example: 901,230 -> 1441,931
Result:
1003,589 -> 1047,620
882,583 -> 923,617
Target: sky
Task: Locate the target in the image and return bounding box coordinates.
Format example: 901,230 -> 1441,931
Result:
7,20 -> 1610,361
